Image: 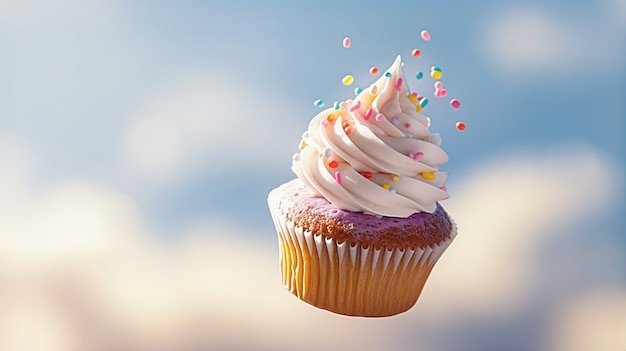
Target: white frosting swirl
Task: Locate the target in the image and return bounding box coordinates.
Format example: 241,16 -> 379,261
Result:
292,56 -> 449,217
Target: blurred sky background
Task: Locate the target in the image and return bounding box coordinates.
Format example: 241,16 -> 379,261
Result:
1,0 -> 625,350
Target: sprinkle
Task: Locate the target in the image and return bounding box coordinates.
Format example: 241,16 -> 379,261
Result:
416,104 -> 422,112
324,148 -> 332,158
391,174 -> 400,182
435,88 -> 448,98
342,75 -> 354,86
299,140 -> 307,150
354,87 -> 363,95
329,160 -> 339,168
384,72 -> 391,78
405,132 -> 413,138
416,71 -> 423,79
391,116 -> 400,125
395,77 -> 403,91
342,37 -> 351,48
430,70 -> 442,79
364,107 -> 373,120
369,67 -> 379,75
313,99 -> 324,107
440,186 -> 447,191
326,114 -> 336,123
450,99 -> 461,109
293,153 -> 301,162
333,101 -> 340,110
456,121 -> 466,131
389,187 -> 397,193
321,120 -> 329,127
411,49 -> 421,58
361,171 -> 373,179
375,113 -> 384,122
419,98 -> 429,108
369,85 -> 378,96
434,81 -> 443,89
431,66 -> 442,72
382,183 -> 391,190
421,172 -> 436,180
420,30 -> 431,41
335,171 -> 342,184
340,101 -> 349,110
408,152 -> 424,160
349,100 -> 361,112
407,94 -> 417,104
302,131 -> 310,139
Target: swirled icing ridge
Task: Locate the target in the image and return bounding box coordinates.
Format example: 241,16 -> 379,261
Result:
292,56 -> 449,217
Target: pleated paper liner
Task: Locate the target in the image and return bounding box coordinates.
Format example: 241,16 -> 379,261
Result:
273,214 -> 457,317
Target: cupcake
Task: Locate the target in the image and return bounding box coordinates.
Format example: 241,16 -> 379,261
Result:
268,56 -> 457,317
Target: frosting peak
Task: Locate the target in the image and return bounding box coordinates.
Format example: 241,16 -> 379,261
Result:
292,56 -> 449,217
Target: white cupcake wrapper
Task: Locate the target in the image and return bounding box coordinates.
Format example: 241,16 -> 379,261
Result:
270,207 -> 457,317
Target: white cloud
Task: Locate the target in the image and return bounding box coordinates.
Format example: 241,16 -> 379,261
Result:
482,4 -> 625,76
1,137 -> 623,350
548,290 -> 626,351
122,74 -> 300,184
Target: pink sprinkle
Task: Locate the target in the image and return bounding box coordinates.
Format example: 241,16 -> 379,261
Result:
440,186 -> 447,192
408,151 -> 423,161
421,30 -> 431,41
375,113 -> 384,122
395,77 -> 403,91
349,100 -> 361,112
321,120 -> 329,127
340,101 -> 349,111
364,107 -> 373,120
335,171 -> 342,184
435,88 -> 448,98
343,37 -> 351,48
434,81 -> 443,89
405,123 -> 411,129
411,92 -> 418,97
450,99 -> 461,109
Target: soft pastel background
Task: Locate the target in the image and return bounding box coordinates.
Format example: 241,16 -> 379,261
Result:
1,0 -> 625,350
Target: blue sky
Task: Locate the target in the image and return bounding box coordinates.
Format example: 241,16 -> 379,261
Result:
0,0 -> 625,350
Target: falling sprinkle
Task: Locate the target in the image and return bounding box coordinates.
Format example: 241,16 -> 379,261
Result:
456,121 -> 466,131
343,37 -> 351,48
450,99 -> 461,109
411,49 -> 421,58
369,67 -> 379,75
420,30 -> 431,41
430,70 -> 442,79
416,71 -> 423,79
342,75 -> 354,86
313,99 -> 324,107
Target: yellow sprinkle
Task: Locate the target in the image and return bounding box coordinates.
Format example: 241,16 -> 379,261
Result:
421,172 -> 436,180
382,183 -> 391,190
430,70 -> 442,79
342,75 -> 354,86
391,175 -> 400,182
416,104 -> 422,112
407,94 -> 417,104
299,140 -> 308,150
326,114 -> 336,123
